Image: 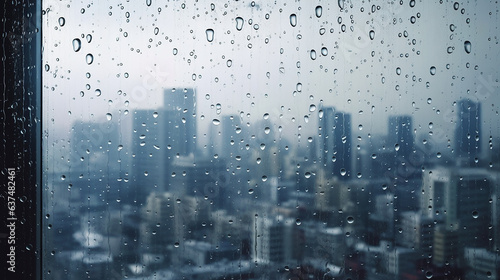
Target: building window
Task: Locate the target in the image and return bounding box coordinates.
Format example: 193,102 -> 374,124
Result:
40,1 -> 499,279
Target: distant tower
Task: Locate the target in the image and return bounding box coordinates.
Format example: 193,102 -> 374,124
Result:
388,115 -> 414,159
131,109 -> 163,204
215,115 -> 243,159
319,107 -> 352,180
454,99 -> 481,165
421,167 -> 492,249
163,88 -> 197,157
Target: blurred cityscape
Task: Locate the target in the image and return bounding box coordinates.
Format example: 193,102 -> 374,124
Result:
44,88 -> 500,280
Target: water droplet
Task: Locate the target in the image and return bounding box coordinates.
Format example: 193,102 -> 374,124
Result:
396,67 -> 401,75
72,38 -> 81,52
310,49 -> 317,60
173,48 -> 178,55
309,104 -> 316,112
146,0 -> 152,7
347,216 -> 354,224
450,24 -> 456,32
296,219 -> 301,225
174,242 -> 179,248
86,34 -> 92,43
95,89 -> 101,96
369,30 -> 375,40
464,40 -> 471,54
60,175 -> 66,181
296,83 -> 302,92
321,47 -> 328,56
472,210 -> 479,218
427,98 -> 432,104
453,2 -> 459,10
212,119 -> 220,125
425,271 -> 433,279
106,113 -> 112,121
236,17 -> 244,31
340,168 -> 347,176
58,17 -> 65,27
206,28 -> 214,42
430,66 -> 436,75
264,127 -> 271,134
395,144 -> 400,151
315,6 -> 322,18
262,175 -> 268,182
248,188 -> 254,194
226,59 -> 232,67
154,27 -> 159,35
304,172 -> 311,179
338,0 -> 345,10
86,53 -> 94,65
290,14 -> 297,27
44,64 -> 50,72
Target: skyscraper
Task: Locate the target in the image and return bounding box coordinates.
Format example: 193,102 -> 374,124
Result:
454,98 -> 481,165
388,115 -> 414,159
163,88 -> 197,157
131,88 -> 196,203
131,109 -> 164,204
319,107 -> 352,180
213,114 -> 243,159
421,167 -> 493,249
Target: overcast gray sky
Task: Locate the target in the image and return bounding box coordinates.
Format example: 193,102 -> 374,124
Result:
43,0 -> 500,156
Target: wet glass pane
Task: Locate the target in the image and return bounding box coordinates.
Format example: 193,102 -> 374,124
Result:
43,1 -> 500,279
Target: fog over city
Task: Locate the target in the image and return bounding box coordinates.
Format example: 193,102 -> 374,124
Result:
42,1 -> 500,279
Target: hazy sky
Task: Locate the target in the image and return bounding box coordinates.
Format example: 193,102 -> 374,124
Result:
43,0 -> 500,155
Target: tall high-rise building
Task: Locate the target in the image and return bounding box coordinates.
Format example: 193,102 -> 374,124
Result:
130,109 -> 164,204
454,98 -> 481,165
319,107 -> 352,180
388,115 -> 414,159
421,167 -> 493,250
163,88 -> 197,157
213,115 -> 243,159
252,216 -> 300,264
130,88 -> 197,203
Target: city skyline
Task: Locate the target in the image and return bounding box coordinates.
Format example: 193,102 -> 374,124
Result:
41,1 -> 500,279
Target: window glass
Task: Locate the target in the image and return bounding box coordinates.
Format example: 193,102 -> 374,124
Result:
43,1 -> 500,279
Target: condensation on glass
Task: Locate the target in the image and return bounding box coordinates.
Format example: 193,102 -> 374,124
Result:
42,1 -> 500,279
